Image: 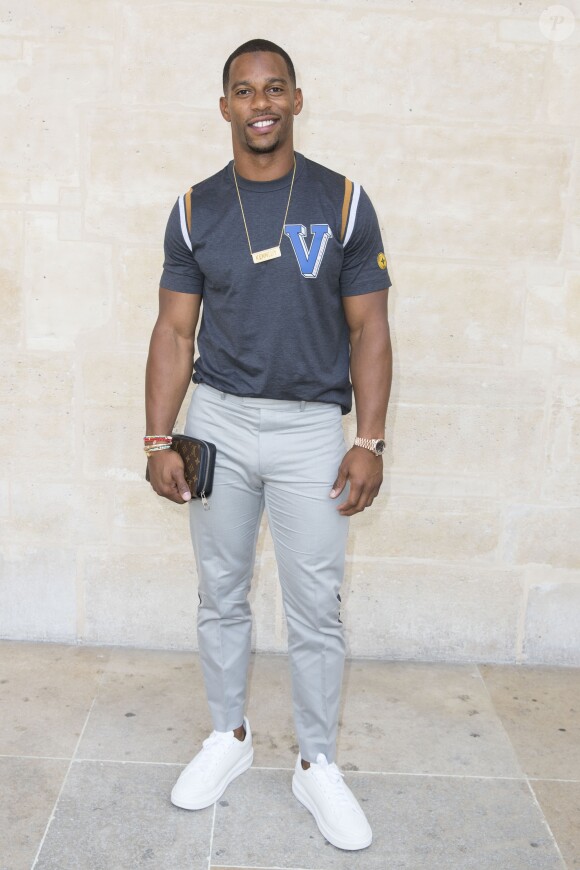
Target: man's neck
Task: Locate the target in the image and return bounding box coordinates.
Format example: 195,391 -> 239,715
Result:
232,146 -> 295,182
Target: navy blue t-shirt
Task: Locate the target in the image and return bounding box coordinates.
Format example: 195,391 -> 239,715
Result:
160,151 -> 391,413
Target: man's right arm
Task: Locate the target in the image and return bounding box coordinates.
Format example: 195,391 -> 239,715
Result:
145,287 -> 202,504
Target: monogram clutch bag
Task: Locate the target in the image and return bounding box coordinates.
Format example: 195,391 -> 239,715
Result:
146,434 -> 216,504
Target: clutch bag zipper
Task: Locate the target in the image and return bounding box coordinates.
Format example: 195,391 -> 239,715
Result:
197,439 -> 212,510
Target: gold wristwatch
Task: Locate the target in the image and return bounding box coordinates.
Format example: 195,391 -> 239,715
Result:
353,437 -> 386,456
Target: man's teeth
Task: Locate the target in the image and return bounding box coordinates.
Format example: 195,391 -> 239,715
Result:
252,120 -> 275,128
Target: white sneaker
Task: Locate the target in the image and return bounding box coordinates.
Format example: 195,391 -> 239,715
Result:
171,717 -> 253,810
292,753 -> 372,851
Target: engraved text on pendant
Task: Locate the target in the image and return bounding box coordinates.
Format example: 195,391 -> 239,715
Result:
252,246 -> 281,264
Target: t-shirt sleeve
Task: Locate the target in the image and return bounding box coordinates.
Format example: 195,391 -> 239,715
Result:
159,197 -> 204,294
339,186 -> 392,297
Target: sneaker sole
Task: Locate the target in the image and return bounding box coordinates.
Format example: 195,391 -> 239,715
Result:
171,747 -> 254,811
292,775 -> 372,851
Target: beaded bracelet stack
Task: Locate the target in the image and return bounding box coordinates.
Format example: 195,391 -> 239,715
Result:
143,435 -> 172,457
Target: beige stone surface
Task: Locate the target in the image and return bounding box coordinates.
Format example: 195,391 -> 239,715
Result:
545,42 -> 580,126
2,404 -> 74,480
392,364 -> 548,408
0,547 -> 77,640
82,350 -> 146,408
0,0 -> 118,42
83,549 -> 198,647
112,483 -> 191,551
544,405 -> 580,500
348,495 -> 501,562
118,246 -> 163,347
479,662 -> 580,779
559,273 -> 580,363
0,210 -> 23,347
0,40 -> 114,204
85,108 -> 230,242
524,284 -> 567,350
0,757 -> 69,870
342,561 -> 522,661
82,407 -> 144,481
1,642 -> 577,869
531,780 -> 580,870
23,213 -> 113,349
504,506 -> 580,569
307,124 -> 570,261
6,483 -> 109,546
523,569 -> 580,665
338,660 -> 525,777
0,0 -> 578,661
0,480 -> 8,519
0,352 -> 74,405
375,404 -> 546,500
389,261 -> 527,367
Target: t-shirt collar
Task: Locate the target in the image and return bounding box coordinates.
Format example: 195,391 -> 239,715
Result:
228,151 -> 305,192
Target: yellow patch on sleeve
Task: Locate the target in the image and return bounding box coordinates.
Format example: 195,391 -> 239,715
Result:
377,252 -> 387,270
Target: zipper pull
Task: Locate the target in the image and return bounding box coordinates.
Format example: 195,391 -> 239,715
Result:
200,491 -> 209,510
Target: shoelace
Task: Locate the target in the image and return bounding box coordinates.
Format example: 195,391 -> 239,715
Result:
311,753 -> 358,810
194,730 -> 234,772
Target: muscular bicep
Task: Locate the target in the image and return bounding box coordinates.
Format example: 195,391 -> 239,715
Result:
156,287 -> 202,341
342,288 -> 389,339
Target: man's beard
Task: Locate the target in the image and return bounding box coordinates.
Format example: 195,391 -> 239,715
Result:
245,134 -> 280,155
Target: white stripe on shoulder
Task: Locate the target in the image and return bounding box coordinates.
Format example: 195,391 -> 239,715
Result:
178,194 -> 192,251
343,182 -> 361,248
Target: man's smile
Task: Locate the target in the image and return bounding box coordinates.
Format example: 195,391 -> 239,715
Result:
248,116 -> 279,132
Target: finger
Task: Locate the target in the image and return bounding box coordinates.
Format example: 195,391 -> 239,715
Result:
173,470 -> 192,502
339,498 -> 368,516
337,481 -> 364,514
165,489 -> 188,505
330,470 -> 347,498
339,477 -> 382,514
155,476 -> 191,505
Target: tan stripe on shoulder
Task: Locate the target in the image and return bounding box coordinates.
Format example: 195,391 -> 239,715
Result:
185,186 -> 193,234
340,178 -> 353,242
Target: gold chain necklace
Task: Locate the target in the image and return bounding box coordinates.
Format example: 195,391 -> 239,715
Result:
233,157 -> 296,264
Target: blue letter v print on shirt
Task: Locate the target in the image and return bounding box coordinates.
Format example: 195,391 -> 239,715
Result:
284,223 -> 333,278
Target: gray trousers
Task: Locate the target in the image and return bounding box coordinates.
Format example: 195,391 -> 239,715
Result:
185,384 -> 349,763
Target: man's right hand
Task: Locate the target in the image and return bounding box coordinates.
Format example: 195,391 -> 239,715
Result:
147,450 -> 192,504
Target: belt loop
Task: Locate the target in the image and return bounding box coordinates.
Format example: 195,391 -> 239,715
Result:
220,391 -> 226,400
299,400 -> 306,411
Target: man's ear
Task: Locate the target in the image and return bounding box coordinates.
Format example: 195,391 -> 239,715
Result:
293,87 -> 303,117
219,96 -> 231,122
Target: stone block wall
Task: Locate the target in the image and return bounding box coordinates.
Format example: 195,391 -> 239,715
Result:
1,0 -> 579,663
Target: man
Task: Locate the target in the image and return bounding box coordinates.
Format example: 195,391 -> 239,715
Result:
145,39 -> 392,852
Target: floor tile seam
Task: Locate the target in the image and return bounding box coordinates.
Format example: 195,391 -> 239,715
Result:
73,756 -> 186,766
0,753 -> 73,762
207,802 -> 217,870
209,865 -> 322,870
472,662 -> 529,778
524,778 -> 568,869
30,696 -> 97,870
248,766 -> 534,782
7,752 -> 579,785
62,758 -> 548,782
528,776 -> 580,784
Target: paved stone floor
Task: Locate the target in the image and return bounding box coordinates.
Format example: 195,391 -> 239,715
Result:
0,641 -> 579,870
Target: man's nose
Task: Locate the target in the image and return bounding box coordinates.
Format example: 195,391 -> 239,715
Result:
251,90 -> 271,111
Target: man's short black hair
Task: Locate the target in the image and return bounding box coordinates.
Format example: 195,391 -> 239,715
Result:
223,39 -> 296,94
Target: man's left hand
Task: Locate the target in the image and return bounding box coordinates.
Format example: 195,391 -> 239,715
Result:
330,447 -> 383,516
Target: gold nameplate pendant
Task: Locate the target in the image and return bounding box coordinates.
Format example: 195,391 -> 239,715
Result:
252,246 -> 281,264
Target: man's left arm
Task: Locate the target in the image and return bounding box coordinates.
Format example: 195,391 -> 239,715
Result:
330,288 -> 392,516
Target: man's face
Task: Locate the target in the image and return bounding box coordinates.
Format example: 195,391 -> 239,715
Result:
220,52 -> 303,156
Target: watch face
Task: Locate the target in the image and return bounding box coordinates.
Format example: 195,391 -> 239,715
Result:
375,439 -> 386,455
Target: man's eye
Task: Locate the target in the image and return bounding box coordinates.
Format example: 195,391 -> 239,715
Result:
236,89 -> 250,96
269,87 -> 283,93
